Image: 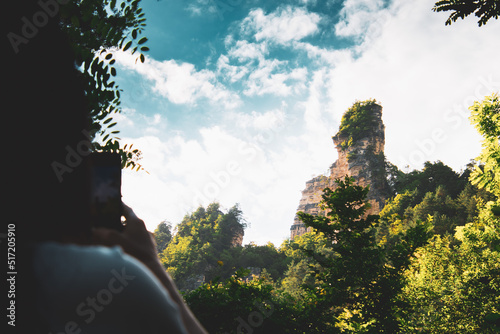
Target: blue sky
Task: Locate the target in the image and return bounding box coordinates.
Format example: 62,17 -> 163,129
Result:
110,0 -> 500,245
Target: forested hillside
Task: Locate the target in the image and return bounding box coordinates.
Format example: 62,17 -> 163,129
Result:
155,94 -> 500,333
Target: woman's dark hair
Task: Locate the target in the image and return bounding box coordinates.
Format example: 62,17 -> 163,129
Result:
3,1 -> 92,331
5,0 -> 91,242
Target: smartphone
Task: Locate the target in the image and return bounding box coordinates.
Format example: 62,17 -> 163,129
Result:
89,152 -> 124,231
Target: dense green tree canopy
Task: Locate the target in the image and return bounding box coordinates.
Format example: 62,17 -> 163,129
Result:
160,203 -> 245,290
376,161 -> 491,248
401,228 -> 500,333
158,203 -> 292,291
398,93 -> 500,333
394,160 -> 469,200
297,176 -> 431,332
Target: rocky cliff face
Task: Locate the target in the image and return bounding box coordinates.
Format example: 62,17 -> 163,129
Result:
290,101 -> 390,240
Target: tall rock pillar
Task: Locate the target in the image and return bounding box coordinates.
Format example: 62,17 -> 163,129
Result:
290,100 -> 390,240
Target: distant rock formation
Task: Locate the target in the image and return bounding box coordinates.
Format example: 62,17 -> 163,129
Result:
290,100 -> 391,240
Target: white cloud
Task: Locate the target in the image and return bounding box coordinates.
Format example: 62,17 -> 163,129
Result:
325,0 -> 500,171
112,107 -> 135,127
150,114 -> 162,125
244,59 -> 308,96
242,6 -> 321,44
215,6 -> 318,97
121,125 -> 300,245
218,38 -> 309,96
228,40 -> 268,62
293,41 -> 352,66
216,54 -> 249,83
335,0 -> 388,38
114,51 -> 242,109
228,108 -> 287,130
118,0 -> 500,248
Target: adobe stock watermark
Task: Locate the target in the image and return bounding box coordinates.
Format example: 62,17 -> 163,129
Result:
223,299 -> 275,334
47,267 -> 135,334
399,75 -> 500,168
51,128 -> 97,183
7,0 -> 70,54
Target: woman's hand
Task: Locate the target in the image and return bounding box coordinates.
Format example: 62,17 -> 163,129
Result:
91,203 -> 160,269
91,203 -> 208,334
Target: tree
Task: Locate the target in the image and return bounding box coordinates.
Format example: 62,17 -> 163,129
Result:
280,232 -> 332,300
399,93 -> 500,333
377,179 -> 490,247
154,221 -> 173,254
375,161 -> 481,242
393,161 -> 468,201
470,93 -> 500,198
184,269 -> 310,334
296,176 -> 431,332
160,203 -> 246,290
400,220 -> 500,333
55,0 -> 149,168
433,0 -> 500,26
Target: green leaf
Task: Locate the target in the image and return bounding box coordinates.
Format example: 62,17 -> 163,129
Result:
105,53 -> 113,60
140,46 -> 149,52
140,53 -> 145,63
132,29 -> 137,39
110,67 -> 117,76
122,40 -> 132,52
138,37 -> 148,45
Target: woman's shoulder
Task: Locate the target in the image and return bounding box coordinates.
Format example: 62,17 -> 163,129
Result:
33,242 -> 188,333
35,241 -> 126,260
34,242 -> 137,293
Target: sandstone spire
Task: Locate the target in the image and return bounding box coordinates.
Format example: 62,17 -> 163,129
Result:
290,100 -> 390,240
